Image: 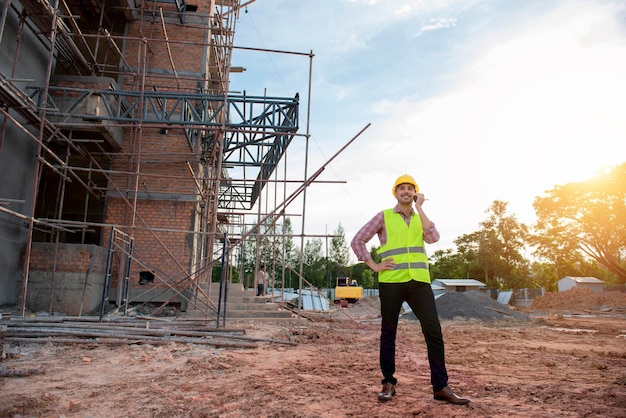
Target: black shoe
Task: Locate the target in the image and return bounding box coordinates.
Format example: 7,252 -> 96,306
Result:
433,386 -> 470,405
378,382 -> 396,401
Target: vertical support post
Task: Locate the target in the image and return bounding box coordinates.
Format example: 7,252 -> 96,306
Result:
100,228 -> 116,322
122,239 -> 133,316
19,0 -> 62,316
216,232 -> 228,328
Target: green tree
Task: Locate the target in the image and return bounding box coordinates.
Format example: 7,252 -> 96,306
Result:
361,269 -> 375,289
369,245 -> 381,285
236,229 -> 257,287
369,245 -> 381,263
330,223 -> 349,266
529,261 -> 559,292
328,223 -> 350,279
279,217 -> 298,289
429,248 -> 471,279
350,261 -> 375,288
302,238 -> 325,287
236,217 -> 299,289
532,163 -> 626,283
453,230 -> 499,287
450,201 -> 530,289
479,201 -> 530,289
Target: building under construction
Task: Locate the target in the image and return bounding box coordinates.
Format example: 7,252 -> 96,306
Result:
0,0 -> 313,319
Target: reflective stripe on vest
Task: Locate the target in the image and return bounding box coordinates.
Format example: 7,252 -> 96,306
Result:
393,262 -> 429,270
377,208 -> 431,284
378,246 -> 426,259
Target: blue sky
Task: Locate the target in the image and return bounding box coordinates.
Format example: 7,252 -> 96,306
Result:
230,0 -> 626,260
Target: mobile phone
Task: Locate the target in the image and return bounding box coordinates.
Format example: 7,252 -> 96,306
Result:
413,195 -> 417,202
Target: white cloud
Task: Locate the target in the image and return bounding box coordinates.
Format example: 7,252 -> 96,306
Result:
420,17 -> 458,33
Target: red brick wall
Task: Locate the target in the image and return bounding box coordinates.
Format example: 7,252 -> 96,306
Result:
102,1 -> 214,293
30,243 -> 108,273
123,11 -> 207,94
104,198 -> 196,288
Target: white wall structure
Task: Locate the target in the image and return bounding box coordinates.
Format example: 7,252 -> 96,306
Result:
557,276 -> 605,293
432,279 -> 487,293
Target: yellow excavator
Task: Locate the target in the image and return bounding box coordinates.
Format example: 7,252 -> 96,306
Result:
334,277 -> 363,306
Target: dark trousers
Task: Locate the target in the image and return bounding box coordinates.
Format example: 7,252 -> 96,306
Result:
256,284 -> 264,296
378,280 -> 448,392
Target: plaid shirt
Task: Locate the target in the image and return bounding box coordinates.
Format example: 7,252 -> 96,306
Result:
351,206 -> 440,262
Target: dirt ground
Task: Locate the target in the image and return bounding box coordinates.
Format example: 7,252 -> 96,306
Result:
1,290 -> 626,418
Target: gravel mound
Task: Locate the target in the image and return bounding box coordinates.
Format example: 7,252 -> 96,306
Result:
402,291 -> 528,322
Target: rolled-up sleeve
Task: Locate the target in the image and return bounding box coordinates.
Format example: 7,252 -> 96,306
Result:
423,222 -> 440,244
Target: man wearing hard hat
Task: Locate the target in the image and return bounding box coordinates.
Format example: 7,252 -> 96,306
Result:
351,174 -> 470,405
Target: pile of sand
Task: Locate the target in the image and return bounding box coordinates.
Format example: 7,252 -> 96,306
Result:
530,287 -> 626,313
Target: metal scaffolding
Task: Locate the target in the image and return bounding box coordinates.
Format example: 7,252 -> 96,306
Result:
0,0 -> 323,319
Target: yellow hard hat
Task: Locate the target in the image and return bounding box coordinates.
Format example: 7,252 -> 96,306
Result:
392,174 -> 419,196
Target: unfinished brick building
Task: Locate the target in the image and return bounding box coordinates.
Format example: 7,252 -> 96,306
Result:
0,0 -> 303,318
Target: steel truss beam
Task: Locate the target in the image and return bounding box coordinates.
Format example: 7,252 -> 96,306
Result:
30,85 -> 299,209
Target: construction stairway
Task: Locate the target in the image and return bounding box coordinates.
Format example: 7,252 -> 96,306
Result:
183,282 -> 295,322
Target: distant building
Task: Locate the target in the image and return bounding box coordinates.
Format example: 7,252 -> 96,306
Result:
557,276 -> 605,293
431,279 -> 487,295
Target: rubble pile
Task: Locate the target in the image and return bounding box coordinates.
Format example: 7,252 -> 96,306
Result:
399,291 -> 528,322
530,287 -> 626,313
434,291 -> 528,321
346,292 -> 530,322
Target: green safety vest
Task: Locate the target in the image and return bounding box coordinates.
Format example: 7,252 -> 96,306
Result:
377,208 -> 431,284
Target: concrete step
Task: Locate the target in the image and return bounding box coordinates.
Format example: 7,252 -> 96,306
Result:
223,302 -> 284,311
184,282 -> 293,321
184,307 -> 294,320
207,295 -> 275,305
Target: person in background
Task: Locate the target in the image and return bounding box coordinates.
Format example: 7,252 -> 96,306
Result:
351,174 -> 470,405
256,264 -> 266,297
